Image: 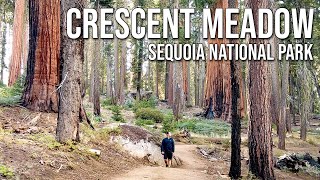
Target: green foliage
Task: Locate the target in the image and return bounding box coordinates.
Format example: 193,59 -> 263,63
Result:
0,164 -> 14,178
111,105 -> 126,122
0,76 -> 24,106
101,98 -> 112,107
135,119 -> 155,126
135,108 -> 164,123
133,97 -> 157,112
162,115 -> 175,133
81,124 -> 121,144
28,134 -> 62,150
175,119 -> 231,137
94,116 -> 103,122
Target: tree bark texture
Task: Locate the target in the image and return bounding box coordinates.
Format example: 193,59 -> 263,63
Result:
247,0 -> 275,179
56,0 -> 85,143
228,0 -> 241,178
22,0 -> 60,112
8,0 -> 26,86
205,0 -> 244,121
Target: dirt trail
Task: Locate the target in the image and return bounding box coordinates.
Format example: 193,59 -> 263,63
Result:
113,144 -> 215,180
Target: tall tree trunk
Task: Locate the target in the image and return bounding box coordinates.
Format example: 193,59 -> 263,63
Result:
300,62 -> 310,141
183,60 -> 190,106
279,60 -> 289,150
228,0 -> 241,178
205,0 -> 244,121
172,0 -> 185,120
92,3 -> 101,116
8,0 -> 26,86
22,1 -> 29,72
136,37 -> 143,101
194,61 -> 200,107
92,39 -> 101,116
155,61 -> 160,99
119,40 -> 126,105
114,7 -> 120,104
166,62 -> 174,105
247,0 -> 275,179
270,54 -> 280,132
22,0 -> 60,112
56,0 -> 85,143
0,23 -> 7,84
105,41 -> 112,98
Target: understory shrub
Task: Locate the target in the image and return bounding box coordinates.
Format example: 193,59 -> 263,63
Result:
175,119 -> 231,137
101,98 -> 112,107
133,96 -> 157,112
162,115 -> 175,133
135,108 -> 164,123
0,76 -> 24,106
111,105 -> 126,123
135,119 -> 155,126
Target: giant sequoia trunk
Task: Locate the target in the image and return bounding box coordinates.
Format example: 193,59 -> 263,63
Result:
205,0 -> 244,121
22,0 -> 60,112
8,0 -> 26,86
56,0 -> 85,143
247,0 -> 275,179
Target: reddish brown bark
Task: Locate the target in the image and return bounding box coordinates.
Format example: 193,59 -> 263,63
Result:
8,0 -> 25,86
247,0 -> 275,179
22,0 -> 60,112
205,0 -> 244,121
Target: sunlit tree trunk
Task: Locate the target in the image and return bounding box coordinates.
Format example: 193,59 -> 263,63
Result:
56,0 -> 85,143
247,0 -> 275,179
172,0 -> 185,120
300,62 -> 310,141
8,0 -> 26,86
22,0 -> 60,112
205,0 -> 244,120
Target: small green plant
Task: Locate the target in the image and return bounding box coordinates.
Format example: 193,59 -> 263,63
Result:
94,116 -> 103,122
135,108 -> 164,123
0,164 -> 14,178
133,96 -> 157,112
162,116 -> 175,133
124,99 -> 134,109
101,98 -> 112,107
175,119 -> 231,137
111,105 -> 126,123
0,76 -> 24,106
135,119 -> 155,126
28,133 -> 62,150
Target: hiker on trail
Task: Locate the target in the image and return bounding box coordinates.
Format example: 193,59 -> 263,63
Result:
161,132 -> 175,167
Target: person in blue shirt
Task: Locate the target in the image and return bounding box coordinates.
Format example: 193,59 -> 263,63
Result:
161,132 -> 175,167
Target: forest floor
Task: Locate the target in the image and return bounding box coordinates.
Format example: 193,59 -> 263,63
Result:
0,104 -> 319,179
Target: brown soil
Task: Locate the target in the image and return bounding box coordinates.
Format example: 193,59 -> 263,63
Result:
0,106 -> 143,180
0,106 -> 319,180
